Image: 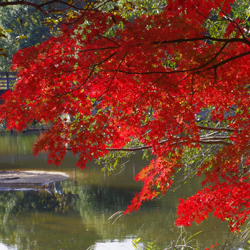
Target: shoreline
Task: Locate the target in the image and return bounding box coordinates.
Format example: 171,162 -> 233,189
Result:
0,170 -> 68,188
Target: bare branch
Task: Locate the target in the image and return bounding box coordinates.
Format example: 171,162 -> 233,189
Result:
0,0 -> 49,15
106,139 -> 233,151
156,36 -> 250,46
198,125 -> 234,132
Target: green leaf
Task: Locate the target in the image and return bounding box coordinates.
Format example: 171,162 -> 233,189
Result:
186,230 -> 203,242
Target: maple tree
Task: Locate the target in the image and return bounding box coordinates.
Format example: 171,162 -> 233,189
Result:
2,0 -> 250,235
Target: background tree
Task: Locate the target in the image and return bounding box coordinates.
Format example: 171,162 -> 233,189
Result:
0,4 -> 53,71
2,0 -> 250,240
0,0 -> 110,66
0,0 -> 88,16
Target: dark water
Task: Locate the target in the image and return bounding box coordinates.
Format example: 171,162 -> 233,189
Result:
0,132 -> 246,250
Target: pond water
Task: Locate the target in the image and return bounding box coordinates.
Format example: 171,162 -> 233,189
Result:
0,132 -> 246,250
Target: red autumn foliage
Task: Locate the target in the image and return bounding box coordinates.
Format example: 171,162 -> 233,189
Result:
1,0 -> 250,232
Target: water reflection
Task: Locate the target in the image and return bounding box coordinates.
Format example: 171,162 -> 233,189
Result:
0,187 -> 98,250
0,132 -> 247,249
0,181 -> 176,249
0,179 -> 235,250
94,240 -> 137,250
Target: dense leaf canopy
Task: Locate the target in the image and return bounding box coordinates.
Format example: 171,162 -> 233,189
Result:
1,0 -> 250,233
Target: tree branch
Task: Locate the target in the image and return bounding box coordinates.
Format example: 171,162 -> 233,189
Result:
154,36 -> 250,47
197,125 -> 234,132
106,138 -> 233,151
0,1 -> 49,15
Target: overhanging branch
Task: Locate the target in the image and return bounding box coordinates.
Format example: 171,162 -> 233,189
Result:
106,138 -> 233,151
197,125 -> 234,132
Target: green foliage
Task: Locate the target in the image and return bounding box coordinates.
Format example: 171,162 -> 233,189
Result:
132,227 -> 203,250
133,238 -> 160,250
0,27 -> 7,57
205,0 -> 250,40
113,0 -> 168,19
0,5 -> 52,71
96,139 -> 146,173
